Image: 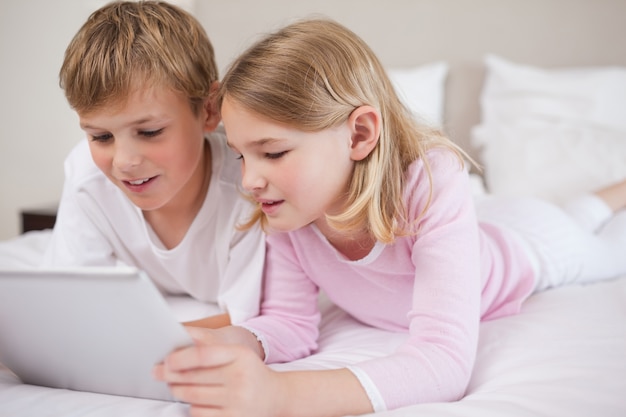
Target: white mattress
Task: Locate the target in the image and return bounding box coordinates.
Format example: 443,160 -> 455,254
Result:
1,231 -> 625,416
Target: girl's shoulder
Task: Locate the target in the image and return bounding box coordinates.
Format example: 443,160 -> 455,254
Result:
405,146 -> 468,184
403,147 -> 472,219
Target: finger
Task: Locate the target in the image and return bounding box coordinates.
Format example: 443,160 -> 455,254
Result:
165,344 -> 240,372
185,326 -> 215,343
153,363 -> 229,385
188,405 -> 224,417
152,363 -> 166,381
169,383 -> 228,407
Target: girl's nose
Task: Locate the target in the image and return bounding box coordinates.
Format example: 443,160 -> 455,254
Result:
241,162 -> 266,192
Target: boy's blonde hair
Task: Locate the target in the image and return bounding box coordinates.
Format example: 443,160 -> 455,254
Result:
60,1 -> 217,115
219,19 -> 466,243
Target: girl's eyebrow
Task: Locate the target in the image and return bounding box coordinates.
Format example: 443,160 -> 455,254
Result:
227,137 -> 286,149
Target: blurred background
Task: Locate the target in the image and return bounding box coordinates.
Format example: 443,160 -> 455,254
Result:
1,0 -> 624,240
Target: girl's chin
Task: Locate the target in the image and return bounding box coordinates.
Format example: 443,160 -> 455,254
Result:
265,223 -> 297,233
264,217 -> 315,234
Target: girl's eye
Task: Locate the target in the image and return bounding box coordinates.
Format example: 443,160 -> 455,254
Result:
91,133 -> 112,142
265,151 -> 287,160
140,128 -> 164,138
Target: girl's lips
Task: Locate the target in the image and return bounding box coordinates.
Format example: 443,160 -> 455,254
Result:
259,199 -> 284,215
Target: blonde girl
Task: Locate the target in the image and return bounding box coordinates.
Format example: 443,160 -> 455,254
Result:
155,18 -> 626,416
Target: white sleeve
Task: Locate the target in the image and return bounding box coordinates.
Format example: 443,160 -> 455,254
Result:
217,221 -> 265,324
41,145 -> 116,267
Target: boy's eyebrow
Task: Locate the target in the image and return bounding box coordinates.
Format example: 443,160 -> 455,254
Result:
80,117 -> 163,130
79,122 -> 99,130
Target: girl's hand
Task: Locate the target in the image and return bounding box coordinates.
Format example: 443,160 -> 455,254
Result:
154,325 -> 277,416
155,326 -> 373,417
183,325 -> 265,359
153,342 -> 283,417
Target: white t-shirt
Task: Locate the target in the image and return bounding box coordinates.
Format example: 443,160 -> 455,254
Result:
42,129 -> 265,324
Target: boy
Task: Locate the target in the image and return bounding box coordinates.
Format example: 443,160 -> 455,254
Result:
44,1 -> 264,327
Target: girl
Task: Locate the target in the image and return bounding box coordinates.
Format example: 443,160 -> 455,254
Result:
44,1 -> 265,327
154,19 -> 626,416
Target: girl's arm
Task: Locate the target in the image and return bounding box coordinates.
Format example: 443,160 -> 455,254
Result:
156,152 -> 482,415
154,326 -> 374,417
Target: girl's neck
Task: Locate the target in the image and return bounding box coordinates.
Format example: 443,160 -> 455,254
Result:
315,220 -> 376,261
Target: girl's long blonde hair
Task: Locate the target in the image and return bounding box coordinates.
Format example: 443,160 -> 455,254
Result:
218,18 -> 467,243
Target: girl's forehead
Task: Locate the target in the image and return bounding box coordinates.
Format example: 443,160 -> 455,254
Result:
222,96 -> 291,128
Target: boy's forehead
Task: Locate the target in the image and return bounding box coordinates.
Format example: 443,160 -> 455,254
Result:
127,79 -> 173,100
81,83 -> 184,116
80,88 -> 189,125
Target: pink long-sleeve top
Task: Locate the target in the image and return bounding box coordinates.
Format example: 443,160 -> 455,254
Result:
241,149 -> 535,410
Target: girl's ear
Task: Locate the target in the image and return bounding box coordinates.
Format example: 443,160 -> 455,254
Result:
203,81 -> 222,132
348,105 -> 381,161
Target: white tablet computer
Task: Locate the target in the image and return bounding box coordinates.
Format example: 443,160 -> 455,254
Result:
0,266 -> 193,401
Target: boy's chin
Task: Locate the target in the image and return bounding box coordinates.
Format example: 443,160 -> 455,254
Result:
124,195 -> 166,213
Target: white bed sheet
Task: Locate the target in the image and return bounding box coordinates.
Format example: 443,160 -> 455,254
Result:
1,231 -> 625,417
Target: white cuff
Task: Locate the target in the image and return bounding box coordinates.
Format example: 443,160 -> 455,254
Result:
346,365 -> 387,412
238,325 -> 270,362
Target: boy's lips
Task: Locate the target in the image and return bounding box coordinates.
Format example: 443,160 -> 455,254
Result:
122,175 -> 157,191
127,178 -> 151,185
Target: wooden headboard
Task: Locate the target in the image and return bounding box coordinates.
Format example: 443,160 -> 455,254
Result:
194,0 -> 626,163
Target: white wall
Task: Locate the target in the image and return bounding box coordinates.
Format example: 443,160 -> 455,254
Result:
0,0 -> 192,241
2,0 -> 625,241
0,0 -> 94,240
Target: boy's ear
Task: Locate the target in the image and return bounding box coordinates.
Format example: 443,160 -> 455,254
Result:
348,105 -> 381,161
203,81 -> 221,132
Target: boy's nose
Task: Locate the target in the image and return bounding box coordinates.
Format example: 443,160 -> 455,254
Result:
112,141 -> 142,173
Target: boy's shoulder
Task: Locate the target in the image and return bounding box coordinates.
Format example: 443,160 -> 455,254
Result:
63,139 -> 107,188
207,125 -> 242,185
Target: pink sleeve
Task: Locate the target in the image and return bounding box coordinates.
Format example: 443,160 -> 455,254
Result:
241,232 -> 322,363
353,152 -> 482,409
242,151 -> 483,410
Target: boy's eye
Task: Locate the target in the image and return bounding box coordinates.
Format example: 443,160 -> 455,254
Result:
90,133 -> 112,142
140,128 -> 164,138
265,151 -> 287,160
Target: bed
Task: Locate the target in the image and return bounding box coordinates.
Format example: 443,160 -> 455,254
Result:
1,230 -> 626,417
2,1 -> 626,416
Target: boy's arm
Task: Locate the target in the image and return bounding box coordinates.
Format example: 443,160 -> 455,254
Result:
182,312 -> 231,329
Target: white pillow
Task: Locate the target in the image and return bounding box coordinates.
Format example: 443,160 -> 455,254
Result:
472,55 -> 626,203
473,122 -> 626,204
480,54 -> 626,132
387,61 -> 448,128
